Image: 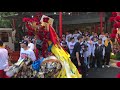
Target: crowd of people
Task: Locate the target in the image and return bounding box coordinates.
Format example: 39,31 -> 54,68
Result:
0,29 -> 113,78
0,35 -> 37,78
61,30 -> 113,78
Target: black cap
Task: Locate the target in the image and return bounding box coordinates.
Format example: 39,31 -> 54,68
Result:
20,40 -> 28,46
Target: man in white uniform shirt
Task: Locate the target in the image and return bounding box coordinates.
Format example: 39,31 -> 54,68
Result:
24,36 -> 35,51
18,40 -> 36,62
68,37 -> 76,54
90,32 -> 94,40
65,32 -> 72,45
0,40 -> 9,78
73,30 -> 80,42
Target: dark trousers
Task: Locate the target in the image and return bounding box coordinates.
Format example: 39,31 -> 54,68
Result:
90,54 -> 95,67
103,52 -> 111,65
71,57 -> 87,78
91,56 -> 96,68
95,56 -> 103,68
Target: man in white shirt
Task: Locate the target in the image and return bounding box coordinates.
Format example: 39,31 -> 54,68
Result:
24,36 -> 35,51
68,37 -> 76,54
73,30 -> 80,42
0,40 -> 9,78
90,32 -> 94,40
18,40 -> 36,62
65,32 -> 72,44
102,33 -> 109,45
99,32 -> 105,39
91,37 -> 98,68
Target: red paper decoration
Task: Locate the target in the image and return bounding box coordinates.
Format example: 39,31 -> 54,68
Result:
109,17 -> 115,22
110,33 -> 116,39
115,16 -> 120,22
112,29 -> 117,34
112,12 -> 117,17
116,62 -> 120,67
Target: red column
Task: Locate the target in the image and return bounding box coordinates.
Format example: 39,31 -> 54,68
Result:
100,12 -> 103,33
59,12 -> 62,40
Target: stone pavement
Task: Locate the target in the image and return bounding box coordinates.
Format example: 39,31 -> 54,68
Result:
86,60 -> 120,78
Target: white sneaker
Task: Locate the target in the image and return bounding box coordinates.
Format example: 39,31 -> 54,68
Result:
106,65 -> 110,68
102,65 -> 104,68
88,65 -> 90,69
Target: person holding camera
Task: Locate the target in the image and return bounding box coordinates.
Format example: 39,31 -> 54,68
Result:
71,35 -> 87,78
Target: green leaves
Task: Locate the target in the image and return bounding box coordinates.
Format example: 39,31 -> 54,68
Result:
110,54 -> 117,59
0,12 -> 18,28
0,12 -> 18,17
111,52 -> 120,60
0,19 -> 11,28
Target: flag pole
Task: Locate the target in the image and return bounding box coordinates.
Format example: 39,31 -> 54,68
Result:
59,12 -> 62,40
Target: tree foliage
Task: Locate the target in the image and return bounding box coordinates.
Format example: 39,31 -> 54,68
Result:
0,12 -> 18,28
